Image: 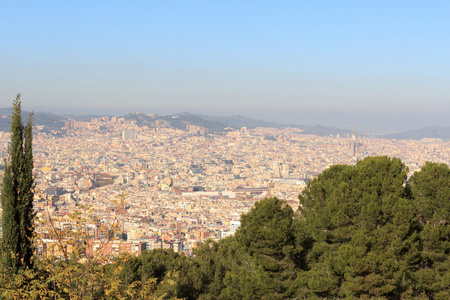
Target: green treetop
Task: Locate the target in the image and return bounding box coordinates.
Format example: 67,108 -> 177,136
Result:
409,162 -> 450,298
297,156 -> 420,299
1,94 -> 35,274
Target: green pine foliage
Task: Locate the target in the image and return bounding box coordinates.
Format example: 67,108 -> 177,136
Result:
177,197 -> 300,300
409,162 -> 450,298
1,94 -> 35,274
297,156 -> 421,298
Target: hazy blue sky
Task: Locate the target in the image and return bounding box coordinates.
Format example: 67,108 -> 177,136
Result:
1,1 -> 449,132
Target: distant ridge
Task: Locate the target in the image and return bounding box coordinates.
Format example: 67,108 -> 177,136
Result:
0,108 -> 65,132
186,113 -> 351,136
123,112 -> 227,132
3,107 -> 448,139
0,108 -> 361,136
379,126 -> 450,141
289,124 -> 351,136
184,113 -> 281,129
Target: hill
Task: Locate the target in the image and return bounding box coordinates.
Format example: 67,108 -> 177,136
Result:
379,125 -> 450,141
183,112 -> 351,136
122,112 -> 227,132
185,113 -> 281,129
4,107 -> 428,138
0,108 -> 66,132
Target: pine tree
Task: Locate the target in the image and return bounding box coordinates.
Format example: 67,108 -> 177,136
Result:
1,94 -> 35,273
297,156 -> 420,299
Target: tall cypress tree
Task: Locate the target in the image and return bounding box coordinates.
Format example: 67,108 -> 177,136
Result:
20,111 -> 35,268
1,94 -> 35,273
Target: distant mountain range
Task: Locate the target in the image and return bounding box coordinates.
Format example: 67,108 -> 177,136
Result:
0,108 -> 67,133
0,107 -> 449,140
379,126 -> 450,140
184,113 -> 281,129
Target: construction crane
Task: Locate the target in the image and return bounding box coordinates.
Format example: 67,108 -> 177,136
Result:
347,124 -> 355,137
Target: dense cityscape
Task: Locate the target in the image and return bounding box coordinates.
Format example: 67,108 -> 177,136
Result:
1,114 -> 448,258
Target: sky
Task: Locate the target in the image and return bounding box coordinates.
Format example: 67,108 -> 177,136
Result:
1,1 -> 449,133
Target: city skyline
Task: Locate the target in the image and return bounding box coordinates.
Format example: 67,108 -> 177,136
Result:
1,1 -> 449,132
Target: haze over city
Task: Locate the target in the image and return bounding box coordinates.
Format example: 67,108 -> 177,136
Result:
1,2 -> 450,297
1,1 -> 449,133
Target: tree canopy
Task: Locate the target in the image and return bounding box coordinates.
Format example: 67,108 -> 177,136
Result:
409,162 -> 450,298
1,94 -> 35,274
297,156 -> 420,298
